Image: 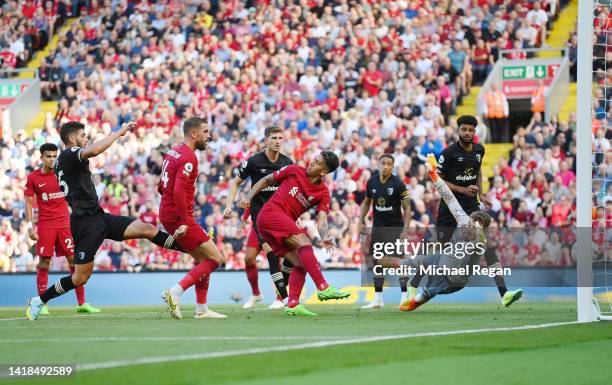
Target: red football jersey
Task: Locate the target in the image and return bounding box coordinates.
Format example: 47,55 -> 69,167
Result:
24,168 -> 70,228
267,165 -> 331,221
158,143 -> 198,223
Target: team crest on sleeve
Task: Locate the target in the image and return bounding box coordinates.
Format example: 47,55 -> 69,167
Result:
71,147 -> 80,152
240,161 -> 247,169
387,188 -> 394,195
439,155 -> 444,163
476,154 -> 481,163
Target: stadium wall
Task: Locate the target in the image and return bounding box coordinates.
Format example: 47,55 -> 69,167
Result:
1,269 -> 576,306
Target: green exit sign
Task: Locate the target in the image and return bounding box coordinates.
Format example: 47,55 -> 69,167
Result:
503,66 -> 526,79
503,65 -> 549,80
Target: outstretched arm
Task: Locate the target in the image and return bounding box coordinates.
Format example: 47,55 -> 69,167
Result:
425,154 -> 470,226
80,122 -> 135,160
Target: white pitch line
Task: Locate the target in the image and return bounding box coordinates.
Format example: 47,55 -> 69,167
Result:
77,321 -> 578,371
0,312 -> 161,322
1,336 -> 360,343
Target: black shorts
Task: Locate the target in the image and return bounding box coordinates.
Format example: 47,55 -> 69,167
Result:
71,210 -> 136,265
437,202 -> 480,243
370,226 -> 404,259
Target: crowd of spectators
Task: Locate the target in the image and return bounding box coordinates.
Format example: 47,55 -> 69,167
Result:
0,0 -> 591,273
0,0 -> 72,71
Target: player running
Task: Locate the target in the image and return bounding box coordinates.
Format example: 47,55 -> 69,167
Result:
224,126 -> 293,309
159,117 -> 227,319
359,154 -> 413,309
392,154 -> 493,311
410,115 -> 522,307
238,151 -> 351,317
25,143 -> 100,315
26,121 -> 186,321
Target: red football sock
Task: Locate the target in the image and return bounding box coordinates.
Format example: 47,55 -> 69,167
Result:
70,266 -> 85,305
245,263 -> 260,296
179,259 -> 219,291
287,266 -> 306,308
195,274 -> 210,304
36,267 -> 48,296
297,245 -> 328,291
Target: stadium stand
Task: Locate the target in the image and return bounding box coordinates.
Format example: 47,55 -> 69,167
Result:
0,0 -> 591,273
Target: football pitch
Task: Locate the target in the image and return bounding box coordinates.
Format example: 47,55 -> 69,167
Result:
1,302 -> 610,385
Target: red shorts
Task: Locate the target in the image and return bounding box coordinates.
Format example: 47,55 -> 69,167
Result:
256,208 -> 303,257
246,228 -> 261,249
161,219 -> 210,252
37,227 -> 74,257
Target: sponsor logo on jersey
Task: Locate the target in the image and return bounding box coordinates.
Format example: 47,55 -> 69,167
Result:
377,197 -> 386,206
261,185 -> 279,192
456,169 -> 477,182
289,186 -> 313,208
375,205 -> 394,212
42,191 -> 65,201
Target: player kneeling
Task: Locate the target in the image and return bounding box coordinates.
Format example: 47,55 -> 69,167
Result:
239,152 -> 350,316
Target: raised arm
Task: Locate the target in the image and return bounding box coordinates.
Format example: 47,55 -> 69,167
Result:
80,122 -> 135,160
426,154 -> 470,226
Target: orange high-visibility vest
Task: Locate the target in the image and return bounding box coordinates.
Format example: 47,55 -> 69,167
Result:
531,86 -> 546,113
486,91 -> 506,118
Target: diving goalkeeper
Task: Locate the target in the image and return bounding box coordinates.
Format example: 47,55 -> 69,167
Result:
379,154 -> 493,312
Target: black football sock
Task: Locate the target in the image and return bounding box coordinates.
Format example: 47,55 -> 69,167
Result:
152,230 -> 185,252
266,251 -> 288,299
40,276 -> 75,304
373,277 -> 384,293
282,258 -> 293,289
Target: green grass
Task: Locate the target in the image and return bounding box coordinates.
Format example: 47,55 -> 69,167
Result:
1,302 -> 610,385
